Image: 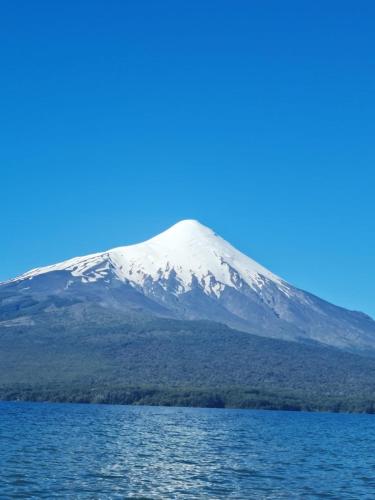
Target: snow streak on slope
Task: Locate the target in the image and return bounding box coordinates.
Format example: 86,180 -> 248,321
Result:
6,220 -> 291,297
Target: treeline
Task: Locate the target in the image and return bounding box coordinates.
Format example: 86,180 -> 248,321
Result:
1,384 -> 375,414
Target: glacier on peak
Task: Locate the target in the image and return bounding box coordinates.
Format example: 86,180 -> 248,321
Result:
6,219 -> 290,298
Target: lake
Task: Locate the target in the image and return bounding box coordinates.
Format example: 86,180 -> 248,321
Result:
1,402 -> 375,498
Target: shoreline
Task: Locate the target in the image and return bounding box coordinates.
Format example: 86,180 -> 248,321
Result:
1,385 -> 374,415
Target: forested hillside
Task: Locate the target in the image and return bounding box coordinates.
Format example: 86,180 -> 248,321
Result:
1,309 -> 375,412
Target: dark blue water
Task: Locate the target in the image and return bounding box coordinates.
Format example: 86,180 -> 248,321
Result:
1,403 -> 375,498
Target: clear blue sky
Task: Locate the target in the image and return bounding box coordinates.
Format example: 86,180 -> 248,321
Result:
1,1 -> 374,316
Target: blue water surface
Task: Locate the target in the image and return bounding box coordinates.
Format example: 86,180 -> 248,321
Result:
1,402 -> 375,499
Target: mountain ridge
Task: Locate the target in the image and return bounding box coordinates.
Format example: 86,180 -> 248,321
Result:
1,219 -> 374,352
5,220 -> 288,293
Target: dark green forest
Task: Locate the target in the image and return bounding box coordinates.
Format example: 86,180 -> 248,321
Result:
1,310 -> 375,413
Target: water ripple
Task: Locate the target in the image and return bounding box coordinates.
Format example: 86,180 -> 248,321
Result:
1,402 -> 375,498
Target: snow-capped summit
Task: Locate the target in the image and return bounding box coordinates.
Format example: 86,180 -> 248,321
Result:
109,219 -> 290,297
11,219 -> 289,297
2,219 -> 375,352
